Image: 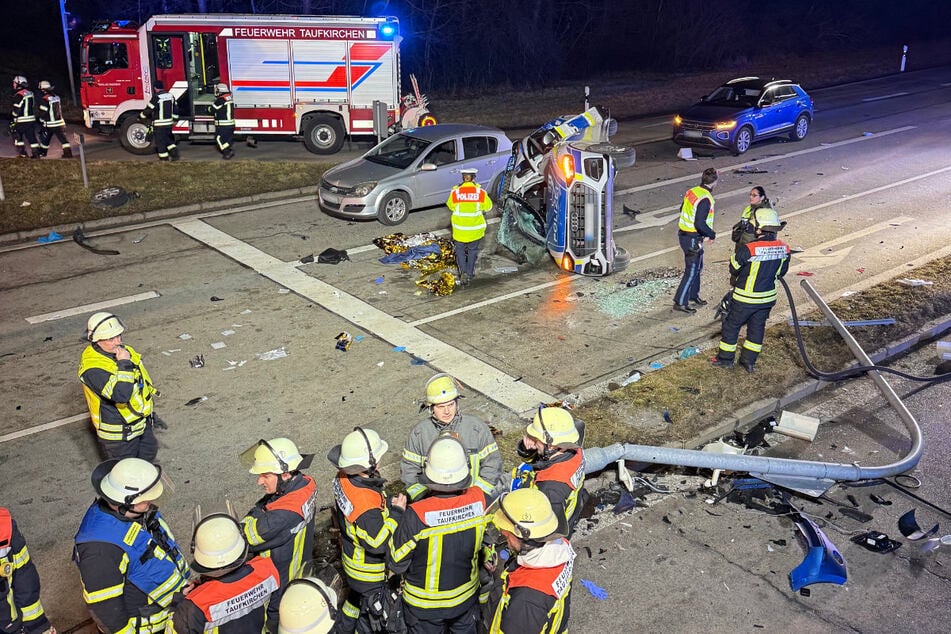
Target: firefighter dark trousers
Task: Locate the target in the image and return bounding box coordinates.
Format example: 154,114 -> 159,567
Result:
154,125 -> 176,160
39,126 -> 71,156
716,300 -> 773,367
674,232 -> 704,305
99,421 -> 158,462
403,598 -> 478,634
13,122 -> 38,156
216,124 -> 234,155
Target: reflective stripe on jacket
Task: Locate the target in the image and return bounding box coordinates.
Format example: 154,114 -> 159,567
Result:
447,182 -> 491,242
38,93 -> 65,127
212,94 -> 234,126
531,450 -> 585,535
141,92 -> 178,127
730,238 -> 791,304
12,90 -> 36,123
79,344 -> 156,442
489,539 -> 574,634
242,475 -> 317,586
678,185 -> 715,233
387,487 -> 487,613
177,557 -> 279,631
332,475 -> 397,589
0,508 -> 50,633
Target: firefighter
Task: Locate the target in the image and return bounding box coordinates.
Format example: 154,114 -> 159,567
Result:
11,75 -> 39,158
78,312 -> 162,462
512,407 -> 586,538
169,513 -> 280,633
0,508 -> 54,634
328,427 -> 405,633
447,168 -> 493,286
278,577 -> 339,634
673,167 -> 718,313
401,373 -> 503,503
36,81 -> 71,158
73,458 -> 189,633
487,489 -> 575,634
387,435 -> 489,633
139,80 -> 179,161
241,438 -> 318,634
730,186 -> 778,250
211,83 -> 235,160
712,207 -> 790,373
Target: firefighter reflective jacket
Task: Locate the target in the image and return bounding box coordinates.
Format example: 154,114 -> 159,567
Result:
79,343 -> 156,442
332,474 -> 399,592
140,91 -> 178,127
12,89 -> 36,123
169,556 -> 279,633
729,237 -> 791,305
678,185 -> 716,237
211,93 -> 234,126
74,500 -> 189,634
0,508 -> 51,634
401,413 -> 503,501
527,450 -> 585,537
489,538 -> 575,634
38,92 -> 65,128
387,487 -> 487,618
447,182 -> 492,242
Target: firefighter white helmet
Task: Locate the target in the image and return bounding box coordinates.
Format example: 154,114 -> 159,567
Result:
330,427 -> 388,474
13,75 -> 28,89
86,312 -> 125,342
247,438 -> 306,474
38,80 -> 52,91
215,82 -> 228,95
492,488 -> 560,540
94,458 -> 164,507
278,578 -> 338,634
191,514 -> 248,576
424,434 -> 471,491
753,207 -> 783,232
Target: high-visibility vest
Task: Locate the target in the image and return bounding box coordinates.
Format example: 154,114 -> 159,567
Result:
333,476 -> 396,586
184,557 -> 279,629
678,186 -> 715,233
78,344 -> 156,442
447,182 -> 492,242
532,450 -> 585,532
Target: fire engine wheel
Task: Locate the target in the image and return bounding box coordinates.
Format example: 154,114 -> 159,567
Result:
378,191 -> 410,225
302,115 -> 345,155
119,116 -> 154,155
418,112 -> 438,126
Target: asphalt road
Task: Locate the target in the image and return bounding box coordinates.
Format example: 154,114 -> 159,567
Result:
0,67 -> 949,630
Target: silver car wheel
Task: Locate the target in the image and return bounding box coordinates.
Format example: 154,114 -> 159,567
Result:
378,191 -> 409,225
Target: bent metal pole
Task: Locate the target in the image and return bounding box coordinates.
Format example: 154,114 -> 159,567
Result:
584,279 -> 923,496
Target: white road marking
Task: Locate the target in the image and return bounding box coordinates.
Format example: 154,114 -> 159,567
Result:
614,125 -> 916,196
25,291 -> 161,324
788,217 -> 913,274
0,413 -> 88,443
862,92 -> 910,102
171,218 -> 554,414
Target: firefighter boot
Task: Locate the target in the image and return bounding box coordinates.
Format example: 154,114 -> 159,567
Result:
223,148 -> 234,160
170,146 -> 181,161
62,147 -> 73,158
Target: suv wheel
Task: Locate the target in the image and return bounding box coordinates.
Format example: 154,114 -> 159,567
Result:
790,114 -> 810,141
732,126 -> 754,155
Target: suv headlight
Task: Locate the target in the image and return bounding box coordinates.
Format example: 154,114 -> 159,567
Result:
715,120 -> 737,131
352,182 -> 378,197
673,115 -> 683,126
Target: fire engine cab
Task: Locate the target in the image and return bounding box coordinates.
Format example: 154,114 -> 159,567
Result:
80,14 -> 429,155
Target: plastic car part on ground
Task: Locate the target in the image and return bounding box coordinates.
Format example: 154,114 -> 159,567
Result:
788,511 -> 847,592
897,509 -> 939,541
374,232 -> 457,296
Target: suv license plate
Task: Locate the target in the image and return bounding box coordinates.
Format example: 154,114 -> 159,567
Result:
684,130 -> 702,138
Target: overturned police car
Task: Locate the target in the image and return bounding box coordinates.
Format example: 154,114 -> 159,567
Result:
495,106 -> 635,276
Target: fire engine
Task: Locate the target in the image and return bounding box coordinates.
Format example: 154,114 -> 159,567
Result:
80,14 -> 434,155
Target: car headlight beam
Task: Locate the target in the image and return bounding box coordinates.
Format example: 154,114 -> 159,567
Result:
673,115 -> 683,126
715,120 -> 737,131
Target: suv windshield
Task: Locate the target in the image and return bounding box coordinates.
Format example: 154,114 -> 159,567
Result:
365,133 -> 432,169
706,85 -> 760,107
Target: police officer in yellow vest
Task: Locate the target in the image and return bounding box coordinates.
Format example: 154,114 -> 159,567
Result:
673,167 -> 718,313
447,168 -> 493,286
78,312 -> 161,462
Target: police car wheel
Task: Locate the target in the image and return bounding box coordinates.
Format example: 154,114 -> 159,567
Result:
586,143 -> 636,169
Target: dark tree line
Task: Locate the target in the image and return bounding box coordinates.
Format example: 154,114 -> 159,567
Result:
36,0 -> 951,93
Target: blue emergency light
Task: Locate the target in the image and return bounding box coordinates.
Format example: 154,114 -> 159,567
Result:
377,19 -> 398,40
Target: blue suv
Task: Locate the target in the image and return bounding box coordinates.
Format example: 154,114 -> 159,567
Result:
672,77 -> 814,155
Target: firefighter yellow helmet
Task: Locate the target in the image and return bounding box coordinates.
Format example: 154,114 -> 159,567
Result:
94,458 -> 164,506
278,577 -> 338,634
492,488 -> 559,540
191,514 -> 248,576
86,312 -> 125,342
425,373 -> 460,406
332,427 -> 388,474
753,207 -> 783,232
424,434 -> 471,491
248,438 -> 305,474
525,407 -> 579,447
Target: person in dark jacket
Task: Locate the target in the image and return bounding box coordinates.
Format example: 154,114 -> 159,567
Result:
0,507 -> 54,634
36,80 -> 71,158
169,513 -> 279,633
712,207 -> 791,373
73,458 -> 189,634
211,83 -> 235,159
11,75 -> 39,158
139,80 -> 179,161
328,427 -> 405,633
673,167 -> 718,313
241,438 -> 318,634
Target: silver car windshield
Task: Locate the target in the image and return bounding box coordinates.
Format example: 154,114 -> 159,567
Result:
365,133 -> 432,169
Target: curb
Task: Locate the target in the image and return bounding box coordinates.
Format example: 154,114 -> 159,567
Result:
0,185 -> 318,246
